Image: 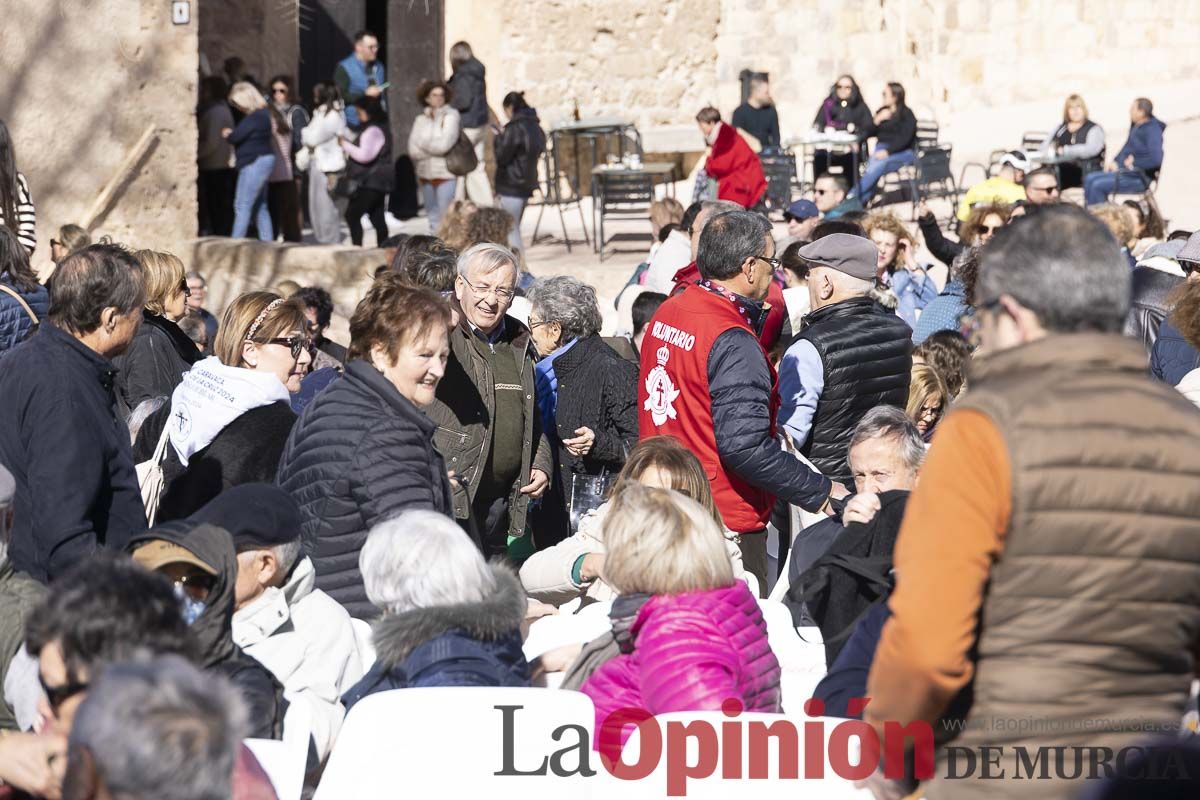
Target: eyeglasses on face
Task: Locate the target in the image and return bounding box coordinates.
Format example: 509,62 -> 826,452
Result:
979,225 -> 1001,235
1182,262 -> 1199,276
459,275 -> 516,301
40,674 -> 88,712
1031,184 -> 1059,194
272,87 -> 288,95
836,83 -> 853,90
178,277 -> 191,297
169,571 -> 216,602
253,336 -> 314,360
758,255 -> 783,270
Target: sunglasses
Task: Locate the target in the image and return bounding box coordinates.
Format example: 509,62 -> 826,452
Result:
170,571 -> 216,602
1031,185 -> 1059,194
272,87 -> 288,95
261,336 -> 314,360
1183,262 -> 1199,276
179,277 -> 191,297
40,673 -> 88,712
836,83 -> 853,90
978,225 -> 1001,235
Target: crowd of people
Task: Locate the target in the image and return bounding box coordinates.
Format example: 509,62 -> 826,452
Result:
2,46 -> 1200,799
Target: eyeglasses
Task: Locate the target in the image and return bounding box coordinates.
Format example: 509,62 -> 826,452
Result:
40,674 -> 88,712
179,277 -> 191,297
1030,184 -> 1059,195
919,404 -> 943,420
836,83 -> 853,90
272,87 -> 288,95
249,336 -> 313,360
170,572 -> 216,603
758,255 -> 783,270
1183,262 -> 1199,276
978,225 -> 1001,235
528,319 -> 552,331
459,275 -> 516,302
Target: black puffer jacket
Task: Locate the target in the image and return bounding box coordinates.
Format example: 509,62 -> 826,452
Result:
113,311 -> 202,416
797,297 -> 913,484
276,360 -> 454,619
449,57 -> 488,128
1124,266 -> 1183,355
494,109 -> 547,198
540,335 -> 638,539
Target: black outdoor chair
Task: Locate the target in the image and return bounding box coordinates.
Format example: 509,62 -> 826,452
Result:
759,150 -> 798,216
907,145 -> 959,224
530,149 -> 591,253
1021,130 -> 1048,152
592,171 -> 655,261
916,120 -> 940,150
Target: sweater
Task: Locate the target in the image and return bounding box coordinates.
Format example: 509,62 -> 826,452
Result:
227,108 -> 275,169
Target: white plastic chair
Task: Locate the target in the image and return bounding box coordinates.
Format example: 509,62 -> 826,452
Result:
603,710 -> 875,799
314,686 -> 597,798
758,598 -> 828,713
244,699 -> 311,800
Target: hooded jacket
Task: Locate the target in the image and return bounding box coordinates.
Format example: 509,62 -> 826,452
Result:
135,358 -> 296,522
581,581 -> 781,754
448,56 -> 488,128
494,108 -> 547,198
233,556 -> 364,760
113,310 -> 202,416
704,122 -> 768,209
128,522 -> 284,739
341,564 -> 529,711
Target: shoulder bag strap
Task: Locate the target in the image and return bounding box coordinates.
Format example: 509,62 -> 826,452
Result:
0,283 -> 39,325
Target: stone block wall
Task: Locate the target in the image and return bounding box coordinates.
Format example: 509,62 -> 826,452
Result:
0,0 -> 199,273
199,0 -> 300,90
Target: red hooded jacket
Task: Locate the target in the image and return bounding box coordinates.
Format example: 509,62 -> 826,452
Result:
704,122 -> 768,208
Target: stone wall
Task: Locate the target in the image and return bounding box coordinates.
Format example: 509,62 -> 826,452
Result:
0,0 -> 199,273
199,0 -> 299,90
446,0 -> 1200,164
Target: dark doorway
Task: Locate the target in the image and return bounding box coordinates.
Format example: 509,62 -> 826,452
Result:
298,1 -> 364,104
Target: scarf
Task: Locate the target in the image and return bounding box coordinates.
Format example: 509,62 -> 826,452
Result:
533,338 -> 578,441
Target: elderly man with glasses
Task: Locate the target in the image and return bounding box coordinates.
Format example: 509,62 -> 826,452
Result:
426,243 -> 553,557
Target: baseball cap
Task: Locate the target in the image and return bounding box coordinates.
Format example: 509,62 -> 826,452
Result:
784,199 -> 819,222
999,150 -> 1032,172
797,233 -> 878,282
188,483 -> 302,551
131,538 -> 217,576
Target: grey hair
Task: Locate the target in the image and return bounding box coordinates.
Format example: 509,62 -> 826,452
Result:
978,204 -> 1129,333
457,242 -> 518,281
697,200 -> 742,232
184,271 -> 206,285
67,655 -> 246,800
273,540 -> 302,577
361,510 -> 496,615
849,406 -> 926,473
526,276 -> 602,340
697,209 -> 773,281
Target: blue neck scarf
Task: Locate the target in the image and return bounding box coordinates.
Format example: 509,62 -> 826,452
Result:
533,338 -> 579,441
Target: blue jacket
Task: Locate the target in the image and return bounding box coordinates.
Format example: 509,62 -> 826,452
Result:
335,55 -> 386,129
1150,318 -> 1200,386
1115,116 -> 1165,173
341,565 -> 530,712
0,273 -> 49,357
912,280 -> 969,344
0,324 -> 147,582
226,108 -> 274,169
812,602 -> 889,718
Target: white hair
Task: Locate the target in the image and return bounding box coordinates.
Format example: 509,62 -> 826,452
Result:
360,510 -> 496,614
456,242 -> 518,280
272,540 -> 302,577
812,265 -> 874,297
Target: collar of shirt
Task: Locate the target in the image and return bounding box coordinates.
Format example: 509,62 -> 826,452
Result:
468,316 -> 507,344
698,280 -> 769,335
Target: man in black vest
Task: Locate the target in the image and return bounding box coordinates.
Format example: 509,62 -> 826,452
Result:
778,234 -> 912,485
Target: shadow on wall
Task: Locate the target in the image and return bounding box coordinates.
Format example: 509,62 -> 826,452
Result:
0,2 -> 193,265
184,237 -> 389,342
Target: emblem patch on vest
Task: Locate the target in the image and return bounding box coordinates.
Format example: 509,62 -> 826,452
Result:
643,346 -> 680,427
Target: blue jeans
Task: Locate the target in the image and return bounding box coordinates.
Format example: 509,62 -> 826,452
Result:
421,179 -> 458,234
498,194 -> 528,251
232,154 -> 275,241
1084,169 -> 1149,205
853,147 -> 915,205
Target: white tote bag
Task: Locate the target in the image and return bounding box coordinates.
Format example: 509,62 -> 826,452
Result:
136,422 -> 172,526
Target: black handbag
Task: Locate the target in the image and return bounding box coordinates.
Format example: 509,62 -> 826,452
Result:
332,174 -> 359,198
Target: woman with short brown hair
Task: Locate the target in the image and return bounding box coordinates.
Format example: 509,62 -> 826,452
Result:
278,273 -> 456,616
113,250 -> 201,415
408,80 -> 461,234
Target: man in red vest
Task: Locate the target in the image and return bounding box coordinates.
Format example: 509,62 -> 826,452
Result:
638,209 -> 848,590
696,107 -> 768,209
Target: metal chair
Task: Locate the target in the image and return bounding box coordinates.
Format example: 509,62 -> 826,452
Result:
529,149 -> 590,253
916,120 -> 940,150
957,148 -> 1006,191
1021,130 -> 1048,152
759,149 -> 798,216
592,170 -> 654,261
907,145 -> 959,223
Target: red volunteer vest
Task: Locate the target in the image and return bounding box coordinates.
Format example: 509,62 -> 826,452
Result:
638,283 -> 779,532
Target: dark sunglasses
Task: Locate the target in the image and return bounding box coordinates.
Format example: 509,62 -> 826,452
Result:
179,277 -> 191,297
272,87 -> 288,95
836,83 -> 853,90
1183,262 -> 1199,276
40,673 -> 88,712
979,225 -> 1001,235
1031,184 -> 1059,194
262,336 -> 314,360
171,571 -> 216,602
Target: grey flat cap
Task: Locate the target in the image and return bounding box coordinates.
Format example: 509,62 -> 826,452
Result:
1178,231 -> 1200,266
0,464 -> 13,507
798,233 -> 879,282
1139,239 -> 1185,264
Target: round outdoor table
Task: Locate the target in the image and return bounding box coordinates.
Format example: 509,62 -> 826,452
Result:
786,131 -> 862,193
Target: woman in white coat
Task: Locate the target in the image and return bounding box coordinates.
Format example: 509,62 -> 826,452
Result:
407,80 -> 461,234
300,82 -> 349,244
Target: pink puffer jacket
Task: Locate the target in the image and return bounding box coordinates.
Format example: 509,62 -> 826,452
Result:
581,581 -> 781,742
